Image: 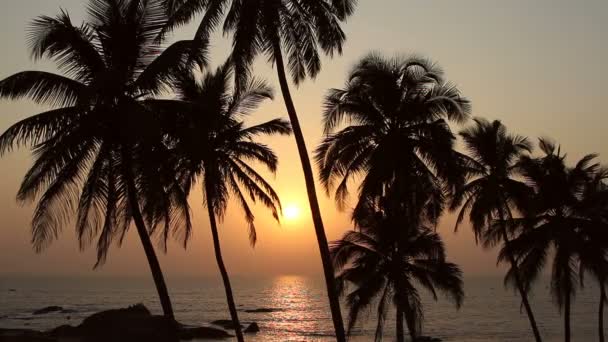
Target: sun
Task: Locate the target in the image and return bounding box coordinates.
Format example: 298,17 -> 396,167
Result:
283,204 -> 301,221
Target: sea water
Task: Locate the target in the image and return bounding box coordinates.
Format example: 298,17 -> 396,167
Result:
0,275 -> 605,341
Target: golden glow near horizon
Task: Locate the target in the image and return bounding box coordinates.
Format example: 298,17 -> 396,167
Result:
283,204 -> 301,222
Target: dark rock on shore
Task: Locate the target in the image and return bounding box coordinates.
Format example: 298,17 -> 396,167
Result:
0,329 -> 55,342
77,304 -> 177,341
244,322 -> 260,333
48,325 -> 80,338
211,319 -> 242,330
2,304 -> 232,342
33,306 -> 63,315
179,326 -> 232,340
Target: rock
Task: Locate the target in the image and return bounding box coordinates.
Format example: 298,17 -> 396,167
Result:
78,304 -> 177,342
244,308 -> 284,313
33,306 -> 63,315
244,322 -> 260,333
3,305 -> 233,342
47,325 -> 81,338
211,319 -> 243,330
179,326 -> 233,340
60,309 -> 77,314
0,329 -> 56,342
8,289 -> 17,292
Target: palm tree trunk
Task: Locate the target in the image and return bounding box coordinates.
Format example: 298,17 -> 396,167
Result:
396,307 -> 405,342
122,152 -> 175,321
599,283 -> 605,342
500,229 -> 543,342
499,209 -> 542,342
204,183 -> 245,342
404,310 -> 417,342
564,292 -> 571,342
271,40 -> 346,342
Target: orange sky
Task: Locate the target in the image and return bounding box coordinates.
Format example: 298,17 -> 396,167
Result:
1,0 -> 607,278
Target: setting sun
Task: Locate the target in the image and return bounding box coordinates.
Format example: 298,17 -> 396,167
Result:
283,204 -> 301,221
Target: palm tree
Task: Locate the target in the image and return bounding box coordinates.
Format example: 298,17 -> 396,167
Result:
576,170 -> 608,342
165,62 -> 291,342
331,191 -> 464,342
450,118 -> 542,341
160,1 -> 357,338
315,54 -> 471,220
499,139 -> 601,342
0,0 -> 205,321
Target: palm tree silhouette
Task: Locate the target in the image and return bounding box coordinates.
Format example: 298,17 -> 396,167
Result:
576,169 -> 608,342
316,53 -> 471,220
160,1 -> 357,339
331,190 -> 464,342
0,0 -> 205,321
450,118 -> 542,341
500,139 -> 602,342
165,62 -> 290,342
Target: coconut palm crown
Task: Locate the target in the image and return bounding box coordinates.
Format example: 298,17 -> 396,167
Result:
316,53 -> 471,219
331,190 -> 464,342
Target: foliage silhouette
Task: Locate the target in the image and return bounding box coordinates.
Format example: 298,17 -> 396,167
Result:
159,1 -> 358,339
0,0 -> 206,321
450,118 -> 542,341
164,61 -> 290,341
331,189 -> 463,342
499,139 -> 608,342
316,53 -> 471,220
574,168 -> 608,342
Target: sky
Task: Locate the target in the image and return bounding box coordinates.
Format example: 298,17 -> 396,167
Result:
0,0 -> 607,280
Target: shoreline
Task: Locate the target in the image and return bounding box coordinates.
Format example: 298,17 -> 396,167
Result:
0,304 -> 235,342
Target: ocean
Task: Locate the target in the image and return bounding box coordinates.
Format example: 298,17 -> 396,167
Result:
0,275 -> 605,341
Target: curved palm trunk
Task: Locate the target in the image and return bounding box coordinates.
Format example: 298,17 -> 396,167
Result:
501,229 -> 543,342
396,307 -> 405,342
122,154 -> 175,319
272,40 -> 346,342
564,292 -> 571,342
600,283 -> 605,342
403,307 -> 417,342
499,210 -> 542,342
122,152 -> 176,340
204,183 -> 245,342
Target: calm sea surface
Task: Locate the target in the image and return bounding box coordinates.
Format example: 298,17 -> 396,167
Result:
0,275 -> 605,341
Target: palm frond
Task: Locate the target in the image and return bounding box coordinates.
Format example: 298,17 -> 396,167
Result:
28,10 -> 105,81
0,71 -> 85,108
0,107 -> 82,156
135,39 -> 208,95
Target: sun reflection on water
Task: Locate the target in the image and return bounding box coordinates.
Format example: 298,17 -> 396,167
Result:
262,275 -> 330,341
